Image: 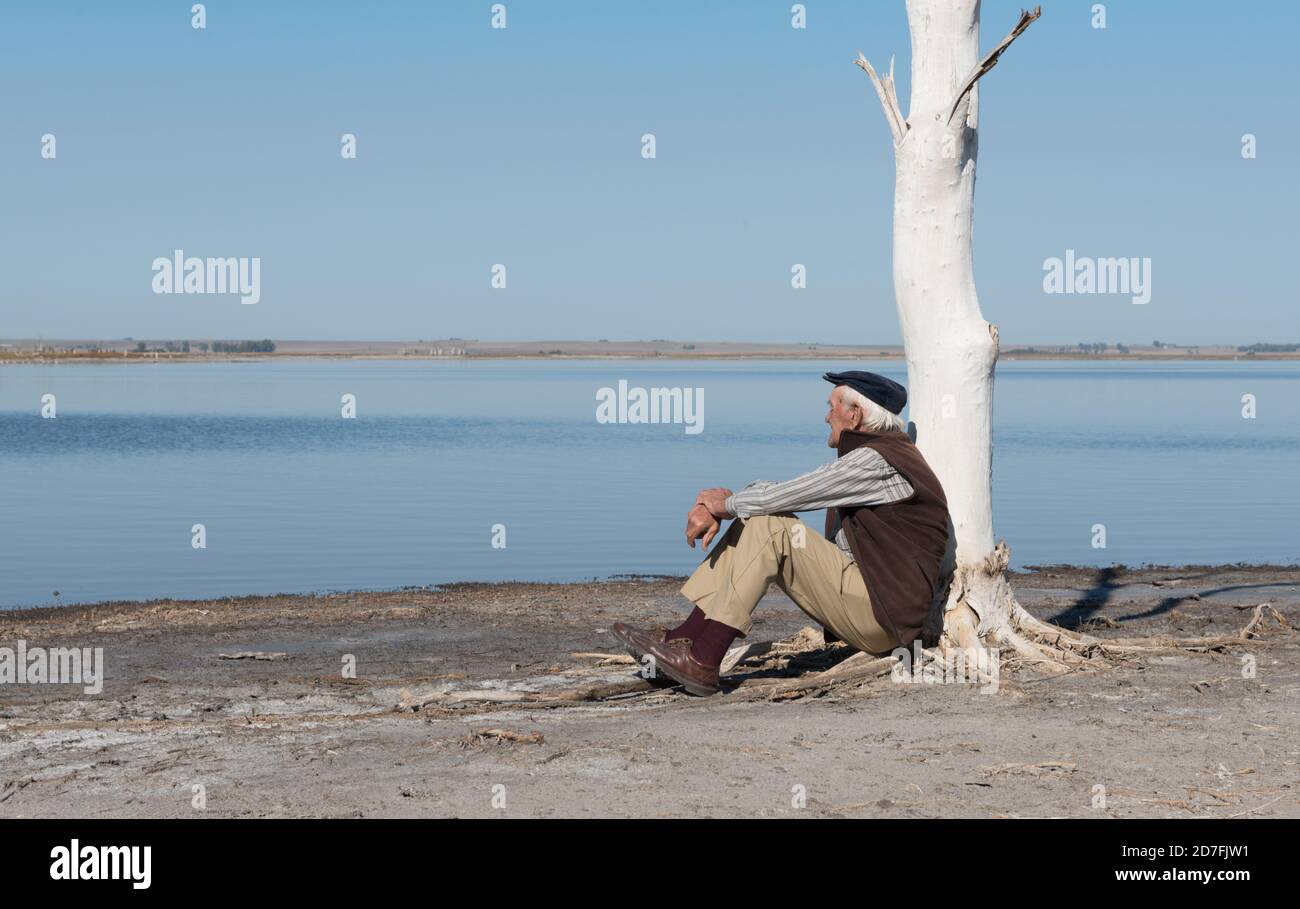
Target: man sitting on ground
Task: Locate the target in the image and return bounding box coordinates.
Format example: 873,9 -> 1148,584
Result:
612,370 -> 951,695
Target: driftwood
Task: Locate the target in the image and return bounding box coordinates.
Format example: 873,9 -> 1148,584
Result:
719,640 -> 774,674
546,678 -> 656,702
461,728 -> 544,747
727,652 -> 899,701
1239,603 -> 1291,639
1104,602 -> 1294,651
569,652 -> 637,666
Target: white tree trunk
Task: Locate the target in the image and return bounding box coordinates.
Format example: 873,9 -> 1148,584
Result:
857,3 -> 1074,668
894,0 -> 996,566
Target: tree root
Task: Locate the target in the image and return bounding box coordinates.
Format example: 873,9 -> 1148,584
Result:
940,549 -> 1094,677
1042,603 -> 1292,655
942,544 -> 1294,677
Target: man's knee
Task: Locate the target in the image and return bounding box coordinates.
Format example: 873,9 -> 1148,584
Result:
738,513 -> 800,537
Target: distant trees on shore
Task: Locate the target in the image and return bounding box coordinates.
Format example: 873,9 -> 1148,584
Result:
128,339 -> 275,354
1003,342 -> 1126,356
1238,342 -> 1300,353
211,340 -> 276,353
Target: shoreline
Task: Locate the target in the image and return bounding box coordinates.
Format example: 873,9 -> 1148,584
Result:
2,564 -> 1297,817
7,562 -> 1300,615
5,352 -> 1298,365
4,337 -> 1297,365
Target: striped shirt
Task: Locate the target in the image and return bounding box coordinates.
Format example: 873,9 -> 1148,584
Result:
724,446 -> 914,558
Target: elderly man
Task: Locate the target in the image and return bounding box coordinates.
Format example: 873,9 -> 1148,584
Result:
612,370 -> 950,696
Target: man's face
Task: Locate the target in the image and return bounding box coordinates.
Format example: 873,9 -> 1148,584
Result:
825,388 -> 862,448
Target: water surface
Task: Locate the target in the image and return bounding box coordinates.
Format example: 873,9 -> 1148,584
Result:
2,359 -> 1296,608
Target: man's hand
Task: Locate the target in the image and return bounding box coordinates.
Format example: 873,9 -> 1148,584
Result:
685,503 -> 721,550
694,487 -> 734,520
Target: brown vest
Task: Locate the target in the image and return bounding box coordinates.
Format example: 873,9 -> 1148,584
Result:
825,429 -> 950,647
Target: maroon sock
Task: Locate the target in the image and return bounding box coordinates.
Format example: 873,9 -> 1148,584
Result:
689,619 -> 741,669
666,606 -> 708,642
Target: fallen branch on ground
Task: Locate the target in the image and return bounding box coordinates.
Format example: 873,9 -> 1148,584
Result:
570,652 -> 637,666
461,728 -> 545,748
728,652 -> 900,701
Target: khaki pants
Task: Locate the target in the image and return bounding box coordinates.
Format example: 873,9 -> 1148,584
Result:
680,513 -> 897,655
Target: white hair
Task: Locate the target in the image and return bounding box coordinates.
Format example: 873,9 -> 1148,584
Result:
836,385 -> 906,433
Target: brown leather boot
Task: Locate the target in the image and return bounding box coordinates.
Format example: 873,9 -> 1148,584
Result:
643,637 -> 721,696
610,622 -> 670,660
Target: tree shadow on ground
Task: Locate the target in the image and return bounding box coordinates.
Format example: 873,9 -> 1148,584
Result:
1048,567 -> 1294,629
1048,567 -> 1125,628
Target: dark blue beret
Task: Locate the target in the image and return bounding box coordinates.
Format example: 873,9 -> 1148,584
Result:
823,370 -> 907,415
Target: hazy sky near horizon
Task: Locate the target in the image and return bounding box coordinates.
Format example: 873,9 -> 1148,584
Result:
3,1 -> 1296,345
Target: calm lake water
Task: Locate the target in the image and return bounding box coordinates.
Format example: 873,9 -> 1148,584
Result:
1,359 -> 1297,608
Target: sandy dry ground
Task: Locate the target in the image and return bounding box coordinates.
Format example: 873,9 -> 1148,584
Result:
1,566 -> 1297,818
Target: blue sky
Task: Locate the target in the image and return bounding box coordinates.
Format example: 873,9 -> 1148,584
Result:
2,0 -> 1296,345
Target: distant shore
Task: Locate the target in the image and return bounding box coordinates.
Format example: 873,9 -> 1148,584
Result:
4,338 -> 1298,364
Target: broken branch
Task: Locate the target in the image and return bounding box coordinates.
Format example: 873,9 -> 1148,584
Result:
854,51 -> 907,144
946,6 -> 1042,126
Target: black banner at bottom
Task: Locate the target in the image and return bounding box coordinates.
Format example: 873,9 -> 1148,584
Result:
1,817 -> 1284,894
